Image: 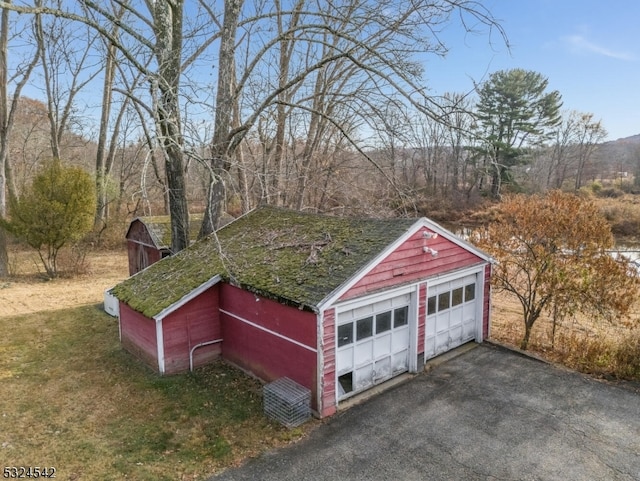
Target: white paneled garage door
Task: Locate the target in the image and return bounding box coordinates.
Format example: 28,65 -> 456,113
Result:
336,293 -> 412,399
425,274 -> 479,359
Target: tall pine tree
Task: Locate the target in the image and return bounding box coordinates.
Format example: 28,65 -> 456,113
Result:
475,69 -> 562,197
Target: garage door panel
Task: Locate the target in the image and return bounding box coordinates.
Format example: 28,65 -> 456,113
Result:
450,307 -> 463,326
352,304 -> 374,320
392,294 -> 411,307
463,320 -> 475,338
450,325 -> 463,341
374,333 -> 391,358
436,331 -> 450,349
393,328 -> 409,352
374,357 -> 391,382
463,302 -> 475,316
355,340 -> 373,365
426,273 -> 480,360
336,292 -> 413,400
393,351 -> 408,373
425,337 -> 435,357
337,347 -> 354,375
435,313 -> 450,332
355,364 -> 374,391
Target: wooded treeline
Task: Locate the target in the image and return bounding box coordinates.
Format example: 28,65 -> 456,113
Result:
0,0 -> 638,276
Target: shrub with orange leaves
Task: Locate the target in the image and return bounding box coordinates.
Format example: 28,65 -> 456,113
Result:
476,190 -> 639,350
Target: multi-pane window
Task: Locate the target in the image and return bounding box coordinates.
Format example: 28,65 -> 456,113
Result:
438,292 -> 450,311
452,287 -> 464,307
338,323 -> 353,347
427,296 -> 437,315
356,317 -> 373,340
394,306 -> 408,327
427,283 -> 476,315
465,283 -> 475,302
338,306 -> 409,347
376,311 -> 392,333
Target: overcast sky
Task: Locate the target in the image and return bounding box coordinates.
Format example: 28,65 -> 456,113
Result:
423,0 -> 639,141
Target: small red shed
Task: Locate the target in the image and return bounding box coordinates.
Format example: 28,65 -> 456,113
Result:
125,215 -> 193,276
112,206 -> 493,418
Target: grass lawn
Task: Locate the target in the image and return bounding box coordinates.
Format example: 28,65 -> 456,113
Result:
0,304 -> 312,480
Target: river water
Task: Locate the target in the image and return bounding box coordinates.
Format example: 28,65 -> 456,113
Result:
611,242 -> 640,267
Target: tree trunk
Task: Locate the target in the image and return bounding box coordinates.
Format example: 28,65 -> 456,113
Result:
154,0 -> 189,252
33,11 -> 60,159
95,38 -> 117,230
520,322 -> 532,350
0,227 -> 8,277
232,52 -> 250,214
0,3 -> 19,276
490,163 -> 502,198
200,0 -> 243,237
0,4 -> 8,222
270,0 -> 301,207
0,2 -> 39,277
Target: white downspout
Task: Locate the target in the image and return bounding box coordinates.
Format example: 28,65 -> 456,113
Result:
190,339 -> 223,372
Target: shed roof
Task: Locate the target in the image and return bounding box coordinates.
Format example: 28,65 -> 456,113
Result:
112,206 -> 418,318
126,214 -> 204,249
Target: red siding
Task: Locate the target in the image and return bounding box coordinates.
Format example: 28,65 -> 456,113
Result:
162,284 -> 222,374
126,220 -> 164,275
219,284 -> 318,408
120,302 -> 158,370
127,241 -> 162,276
483,263 -> 491,339
320,308 -> 337,418
341,229 -> 484,301
127,241 -> 137,275
126,219 -> 156,245
417,283 -> 427,355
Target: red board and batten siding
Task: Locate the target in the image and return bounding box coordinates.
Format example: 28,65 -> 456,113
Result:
219,284 -> 319,409
483,264 -> 492,338
126,220 -> 163,275
119,302 -> 159,370
340,228 -> 484,301
320,308 -> 337,418
126,219 -> 155,245
161,284 -> 222,374
127,242 -> 162,276
417,283 -> 427,355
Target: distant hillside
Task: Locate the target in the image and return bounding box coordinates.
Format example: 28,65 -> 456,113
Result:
594,134 -> 639,176
606,134 -> 640,145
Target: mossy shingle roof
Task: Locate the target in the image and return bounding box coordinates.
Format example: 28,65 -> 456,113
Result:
112,206 -> 418,318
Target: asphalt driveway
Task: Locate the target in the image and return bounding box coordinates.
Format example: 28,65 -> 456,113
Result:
211,344 -> 640,481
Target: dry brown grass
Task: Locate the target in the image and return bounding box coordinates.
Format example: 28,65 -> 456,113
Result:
0,247 -> 316,480
0,248 -> 129,318
592,193 -> 640,240
491,290 -> 640,381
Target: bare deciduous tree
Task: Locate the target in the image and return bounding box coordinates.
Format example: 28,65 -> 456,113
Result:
573,112 -> 607,190
0,0 -> 506,253
0,2 -> 40,276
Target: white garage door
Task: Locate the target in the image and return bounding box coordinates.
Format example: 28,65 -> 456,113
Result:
425,274 -> 478,359
336,293 -> 411,399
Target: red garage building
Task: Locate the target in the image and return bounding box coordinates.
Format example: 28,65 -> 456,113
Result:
112,206 -> 492,418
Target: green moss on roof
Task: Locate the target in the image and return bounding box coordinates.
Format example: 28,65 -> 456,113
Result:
137,214 -> 204,248
113,206 -> 417,318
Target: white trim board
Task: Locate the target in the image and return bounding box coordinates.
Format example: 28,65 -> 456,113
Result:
317,218 -> 493,313
154,275 -> 222,321
220,308 -> 318,353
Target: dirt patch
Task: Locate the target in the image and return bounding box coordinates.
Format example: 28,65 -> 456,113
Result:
0,249 -> 129,318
